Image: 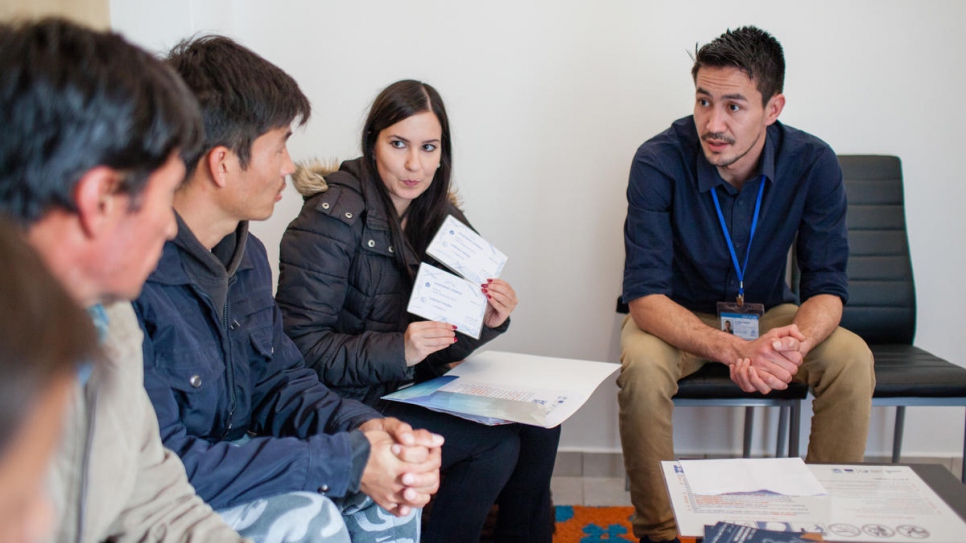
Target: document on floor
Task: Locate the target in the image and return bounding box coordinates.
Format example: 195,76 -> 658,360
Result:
663,461 -> 966,542
679,458 -> 827,496
381,350 -> 618,428
704,522 -> 824,542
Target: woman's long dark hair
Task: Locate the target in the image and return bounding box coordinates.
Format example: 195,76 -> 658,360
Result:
361,80 -> 453,281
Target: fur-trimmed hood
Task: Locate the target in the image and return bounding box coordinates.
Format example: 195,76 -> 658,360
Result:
291,159 -> 336,197
291,158 -> 462,208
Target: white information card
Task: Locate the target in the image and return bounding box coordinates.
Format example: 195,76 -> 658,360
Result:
406,215 -> 507,338
407,263 -> 488,339
425,214 -> 507,285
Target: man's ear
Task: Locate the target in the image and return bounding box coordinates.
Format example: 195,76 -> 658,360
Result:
206,146 -> 233,189
764,93 -> 785,126
73,166 -> 125,237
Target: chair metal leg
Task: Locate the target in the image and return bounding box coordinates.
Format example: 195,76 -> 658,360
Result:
892,406 -> 906,463
776,406 -> 789,458
743,406 -> 754,458
789,401 -> 801,457
961,409 -> 966,484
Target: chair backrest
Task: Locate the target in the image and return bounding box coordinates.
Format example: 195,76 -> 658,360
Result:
836,155 -> 916,345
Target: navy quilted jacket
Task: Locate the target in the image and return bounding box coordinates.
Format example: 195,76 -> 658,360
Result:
134,225 -> 378,509
276,158 -> 508,405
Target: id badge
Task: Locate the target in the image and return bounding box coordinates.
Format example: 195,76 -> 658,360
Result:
717,301 -> 765,340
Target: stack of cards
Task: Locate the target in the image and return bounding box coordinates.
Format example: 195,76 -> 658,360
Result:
704,522 -> 824,542
406,215 -> 507,339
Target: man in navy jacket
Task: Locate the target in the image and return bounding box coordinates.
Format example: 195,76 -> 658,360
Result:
133,36 -> 441,542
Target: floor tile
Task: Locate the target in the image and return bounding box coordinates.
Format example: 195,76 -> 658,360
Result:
551,476 -> 583,506
583,452 -> 625,478
582,476 -> 633,507
553,451 -> 583,477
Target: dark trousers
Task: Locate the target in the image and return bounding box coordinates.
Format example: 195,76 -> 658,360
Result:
381,402 -> 561,543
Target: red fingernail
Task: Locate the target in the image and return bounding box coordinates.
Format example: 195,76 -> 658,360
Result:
453,337 -> 458,343
486,294 -> 491,299
452,325 -> 457,330
487,279 -> 494,283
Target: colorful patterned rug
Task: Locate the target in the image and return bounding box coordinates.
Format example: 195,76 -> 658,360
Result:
553,506 -> 698,543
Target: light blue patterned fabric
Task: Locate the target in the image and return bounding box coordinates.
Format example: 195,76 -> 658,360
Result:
217,492 -> 419,543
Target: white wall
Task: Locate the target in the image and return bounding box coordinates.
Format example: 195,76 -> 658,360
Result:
111,0 -> 966,459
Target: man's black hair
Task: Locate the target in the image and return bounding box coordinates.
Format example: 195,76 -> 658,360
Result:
167,35 -> 311,174
0,18 -> 203,224
692,26 -> 785,105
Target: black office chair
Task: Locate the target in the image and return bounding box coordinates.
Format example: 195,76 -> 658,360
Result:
617,299 -> 807,458
807,155 -> 966,482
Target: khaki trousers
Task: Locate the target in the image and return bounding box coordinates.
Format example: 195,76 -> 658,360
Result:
617,303 -> 875,541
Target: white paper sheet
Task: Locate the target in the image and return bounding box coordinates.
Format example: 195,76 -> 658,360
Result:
663,461 -> 830,539
425,214 -> 507,286
663,461 -> 966,542
679,458 -> 827,496
406,262 -> 487,339
816,464 -> 966,542
381,350 -> 618,428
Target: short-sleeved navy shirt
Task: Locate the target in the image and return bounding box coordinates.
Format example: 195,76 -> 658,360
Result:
622,116 -> 849,314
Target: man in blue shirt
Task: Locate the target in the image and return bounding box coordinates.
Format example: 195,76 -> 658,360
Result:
619,26 -> 874,543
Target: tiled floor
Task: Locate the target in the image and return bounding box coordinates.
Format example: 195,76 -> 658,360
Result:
550,451 -> 963,506
551,452 -> 632,507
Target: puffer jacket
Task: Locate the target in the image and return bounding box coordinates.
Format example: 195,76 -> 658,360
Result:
277,158 -> 508,405
134,221 -> 379,510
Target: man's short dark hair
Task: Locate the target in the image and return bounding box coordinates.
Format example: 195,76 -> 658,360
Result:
0,217 -> 99,457
167,36 -> 311,174
691,26 -> 785,105
0,18 -> 203,225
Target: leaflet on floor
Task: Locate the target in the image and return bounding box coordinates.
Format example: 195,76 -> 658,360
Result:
704,522 -> 823,542
381,351 -> 618,428
680,458 -> 827,496
663,461 -> 966,542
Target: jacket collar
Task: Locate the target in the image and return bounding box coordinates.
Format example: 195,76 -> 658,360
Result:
148,213 -> 255,287
329,158 -> 421,266
696,120 -> 780,193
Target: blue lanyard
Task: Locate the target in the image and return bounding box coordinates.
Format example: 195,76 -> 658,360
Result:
711,176 -> 766,305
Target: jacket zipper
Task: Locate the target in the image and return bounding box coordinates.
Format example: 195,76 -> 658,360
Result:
76,389 -> 98,543
222,295 -> 236,438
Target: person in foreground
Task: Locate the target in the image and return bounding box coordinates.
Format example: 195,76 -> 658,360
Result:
133,37 -> 440,542
276,79 -> 560,543
0,18 -> 248,543
0,219 -> 100,543
618,26 -> 875,543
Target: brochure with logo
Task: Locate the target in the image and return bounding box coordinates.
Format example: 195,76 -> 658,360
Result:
663,461 -> 966,542
382,351 -> 618,428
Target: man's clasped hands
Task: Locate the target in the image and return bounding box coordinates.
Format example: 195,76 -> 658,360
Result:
357,417 -> 444,517
729,324 -> 810,394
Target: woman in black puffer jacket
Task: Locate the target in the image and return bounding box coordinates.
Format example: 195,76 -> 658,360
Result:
276,80 -> 560,543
